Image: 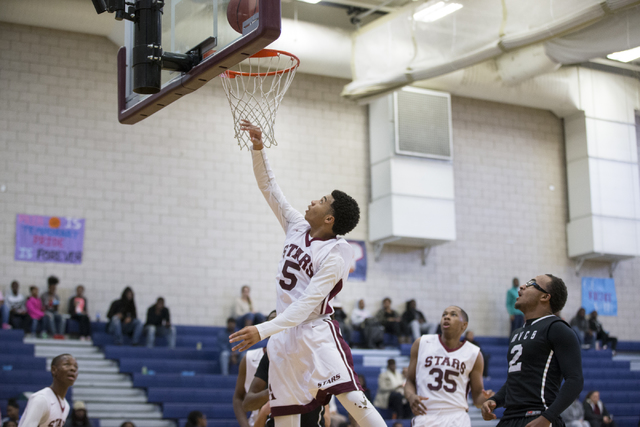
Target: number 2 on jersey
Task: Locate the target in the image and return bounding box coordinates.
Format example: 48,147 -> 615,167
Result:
508,344 -> 523,372
279,260 -> 300,290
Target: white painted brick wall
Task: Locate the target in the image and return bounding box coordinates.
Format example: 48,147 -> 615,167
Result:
0,23 -> 638,340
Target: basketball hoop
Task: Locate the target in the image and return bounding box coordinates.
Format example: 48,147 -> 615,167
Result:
221,49 -> 300,150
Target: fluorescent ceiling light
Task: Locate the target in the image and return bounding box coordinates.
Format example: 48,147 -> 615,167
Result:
414,1 -> 463,23
298,0 -> 322,4
607,46 -> 640,63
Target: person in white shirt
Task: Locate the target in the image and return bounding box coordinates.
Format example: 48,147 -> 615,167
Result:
351,299 -> 371,330
373,359 -> 410,419
233,285 -> 266,327
19,354 -> 78,427
6,281 -> 29,330
230,121 -> 386,427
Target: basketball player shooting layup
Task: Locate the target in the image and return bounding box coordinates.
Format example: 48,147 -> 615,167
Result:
482,274 -> 584,427
404,305 -> 494,427
18,354 -> 78,427
230,120 -> 386,427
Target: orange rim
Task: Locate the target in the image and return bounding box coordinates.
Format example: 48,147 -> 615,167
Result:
223,49 -> 300,78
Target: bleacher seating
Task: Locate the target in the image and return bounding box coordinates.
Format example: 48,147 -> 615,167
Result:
3,325 -> 639,427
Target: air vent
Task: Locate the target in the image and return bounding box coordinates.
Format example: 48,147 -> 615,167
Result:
394,88 -> 452,160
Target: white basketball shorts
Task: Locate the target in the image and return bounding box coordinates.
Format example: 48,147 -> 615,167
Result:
412,409 -> 471,427
267,316 -> 362,416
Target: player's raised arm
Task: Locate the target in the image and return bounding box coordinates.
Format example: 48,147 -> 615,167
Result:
240,120 -> 305,233
404,337 -> 428,416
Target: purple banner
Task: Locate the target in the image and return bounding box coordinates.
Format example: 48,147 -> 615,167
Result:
15,214 -> 85,264
347,240 -> 367,281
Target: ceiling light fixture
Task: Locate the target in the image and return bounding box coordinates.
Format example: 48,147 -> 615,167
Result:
607,46 -> 640,63
298,0 -> 322,4
414,1 -> 463,23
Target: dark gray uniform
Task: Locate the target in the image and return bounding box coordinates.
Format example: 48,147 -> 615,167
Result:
489,315 -> 584,426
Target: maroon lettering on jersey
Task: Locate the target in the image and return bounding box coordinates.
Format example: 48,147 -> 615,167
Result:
299,253 -> 312,270
286,244 -> 299,257
292,247 -> 304,261
460,362 -> 466,374
442,357 -> 451,367
434,356 -> 443,365
424,356 -> 433,367
452,359 -> 460,370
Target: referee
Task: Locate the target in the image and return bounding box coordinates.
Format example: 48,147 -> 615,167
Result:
482,274 -> 583,427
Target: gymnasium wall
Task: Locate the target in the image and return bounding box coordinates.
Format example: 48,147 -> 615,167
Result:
1,23 -> 638,339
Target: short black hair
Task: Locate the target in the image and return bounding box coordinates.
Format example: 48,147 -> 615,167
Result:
545,274 -> 568,314
330,190 -> 360,236
47,276 -> 59,287
30,286 -> 37,292
453,306 -> 469,323
227,317 -> 236,324
7,398 -> 19,409
187,411 -> 204,425
51,353 -> 73,369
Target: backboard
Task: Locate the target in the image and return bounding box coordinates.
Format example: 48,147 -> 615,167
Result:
118,0 -> 281,124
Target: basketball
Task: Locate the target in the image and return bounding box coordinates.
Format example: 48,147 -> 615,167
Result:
227,0 -> 259,34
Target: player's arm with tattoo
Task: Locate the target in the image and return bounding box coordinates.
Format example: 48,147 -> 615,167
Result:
468,352 -> 494,407
404,338 -> 428,416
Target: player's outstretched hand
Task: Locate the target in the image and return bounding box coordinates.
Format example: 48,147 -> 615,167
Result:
481,399 -> 497,420
239,119 -> 263,150
229,326 -> 260,352
482,389 -> 495,399
524,416 -> 551,427
408,394 -> 428,416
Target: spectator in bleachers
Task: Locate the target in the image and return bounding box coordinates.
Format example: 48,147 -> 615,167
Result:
374,358 -> 410,420
588,311 -> 618,355
391,423 -> 403,427
1,399 -> 20,425
3,421 -> 18,427
583,391 -> 617,427
218,317 -> 239,376
63,401 -> 93,427
144,297 -> 176,349
234,285 -> 265,328
332,301 -> 352,345
402,299 -> 436,342
41,275 -> 65,338
26,286 -> 53,338
570,308 -> 596,349
464,330 -> 490,378
562,398 -> 590,427
350,299 -> 371,331
6,281 -> 29,331
68,285 -> 92,341
375,298 -> 406,344
506,277 -> 524,333
184,410 -> 207,427
119,422 -> 135,427
107,287 -> 143,346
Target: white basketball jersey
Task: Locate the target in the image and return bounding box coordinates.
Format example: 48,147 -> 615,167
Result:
415,334 -> 480,411
18,387 -> 70,427
244,348 -> 266,427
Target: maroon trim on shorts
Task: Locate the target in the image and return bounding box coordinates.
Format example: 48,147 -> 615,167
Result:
439,335 -> 467,353
271,399 -> 323,417
324,319 -> 362,390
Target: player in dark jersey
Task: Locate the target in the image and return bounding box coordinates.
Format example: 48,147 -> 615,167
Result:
481,274 -> 583,427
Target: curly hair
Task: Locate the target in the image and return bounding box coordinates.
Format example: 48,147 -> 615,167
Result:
545,274 -> 568,314
330,190 -> 360,236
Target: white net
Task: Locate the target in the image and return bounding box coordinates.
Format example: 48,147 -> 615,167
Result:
220,50 -> 300,150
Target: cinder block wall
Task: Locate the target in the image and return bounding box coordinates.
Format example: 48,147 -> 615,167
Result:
1,23 -> 638,338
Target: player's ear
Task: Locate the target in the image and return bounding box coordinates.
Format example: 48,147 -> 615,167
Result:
324,214 -> 334,226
